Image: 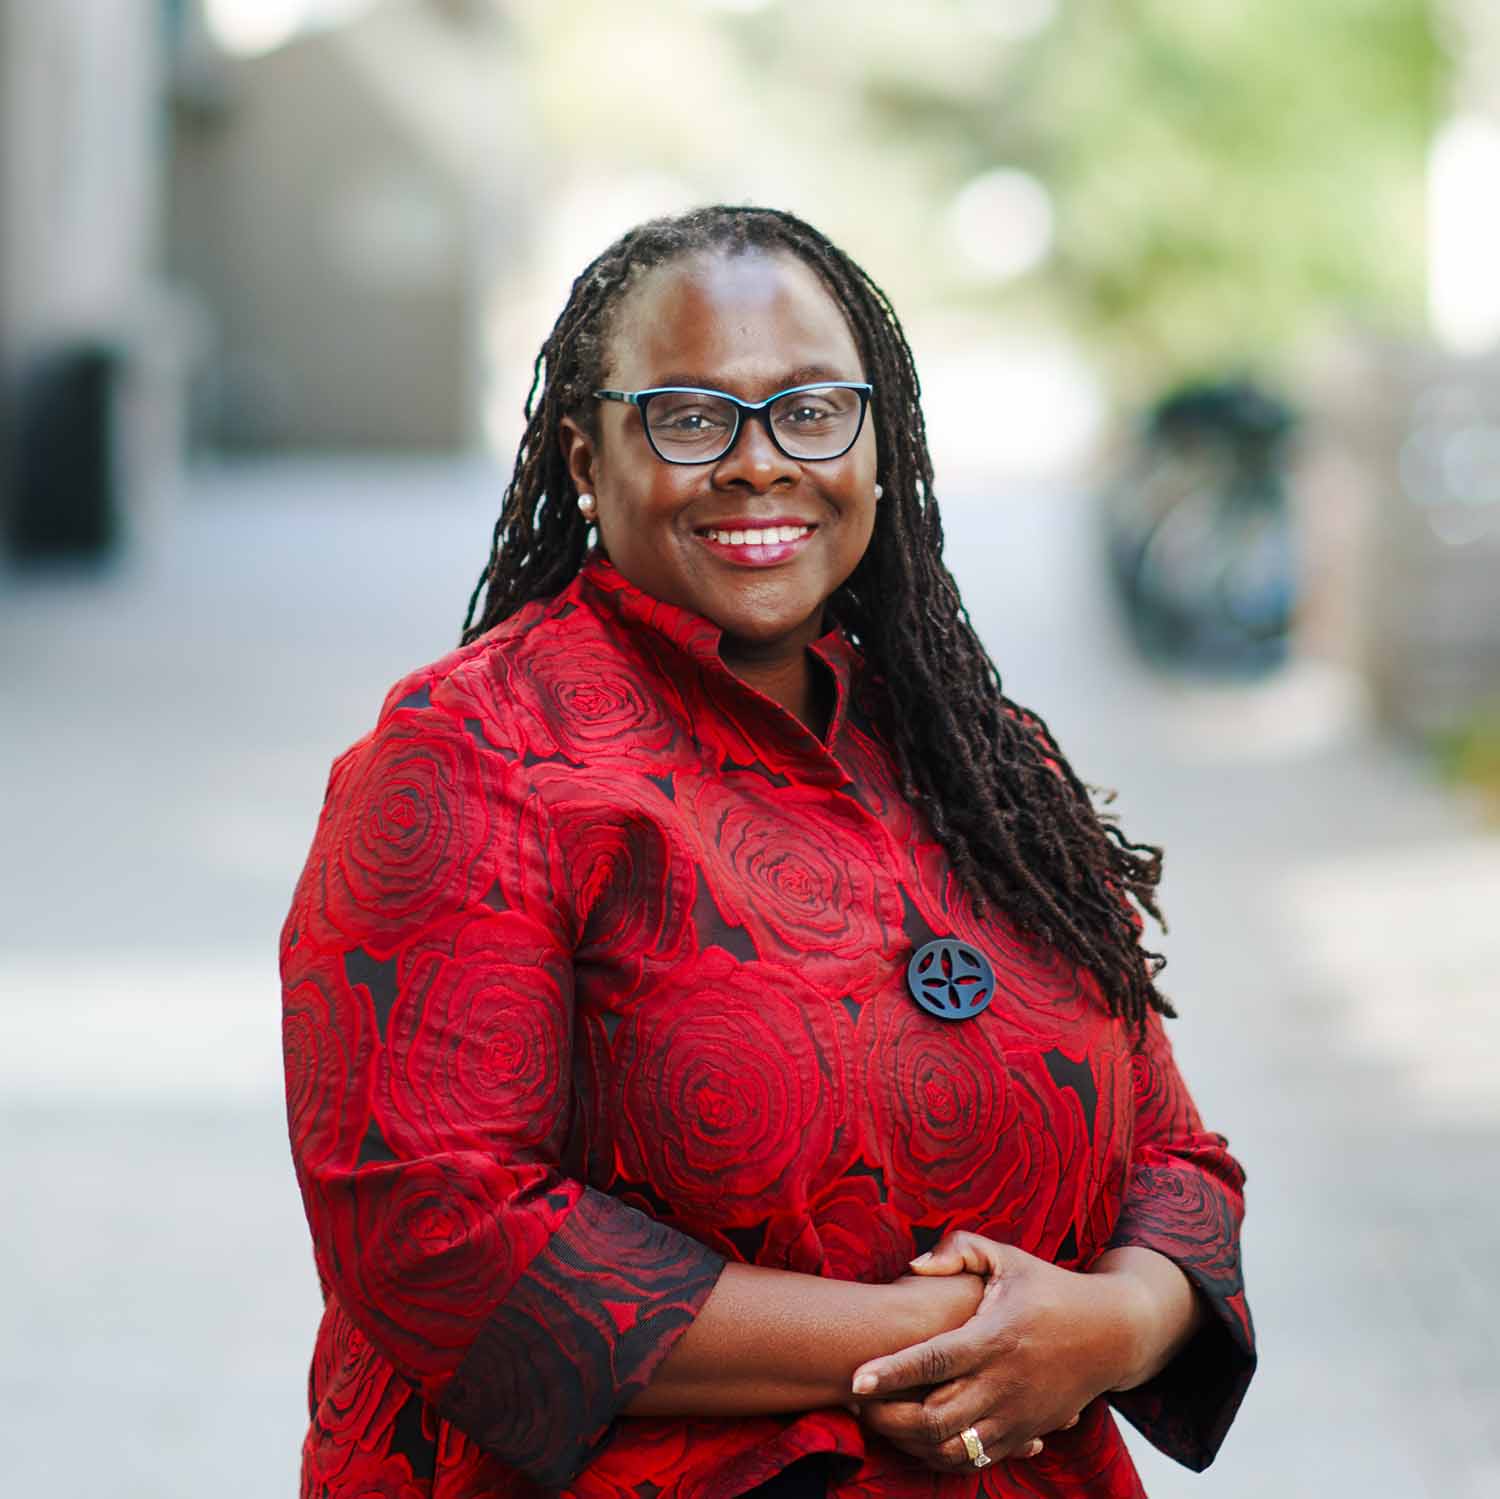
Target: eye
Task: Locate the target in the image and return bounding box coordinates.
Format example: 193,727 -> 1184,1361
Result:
774,396 -> 843,429
772,385 -> 860,427
651,398 -> 732,433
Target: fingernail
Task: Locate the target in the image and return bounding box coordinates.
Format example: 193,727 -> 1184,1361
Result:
909,1252 -> 933,1267
852,1373 -> 877,1395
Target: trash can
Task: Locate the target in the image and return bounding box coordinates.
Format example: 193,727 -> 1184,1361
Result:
7,343 -> 122,562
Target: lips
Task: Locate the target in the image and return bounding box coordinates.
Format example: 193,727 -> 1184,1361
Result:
693,517 -> 819,567
700,523 -> 813,547
694,517 -> 819,544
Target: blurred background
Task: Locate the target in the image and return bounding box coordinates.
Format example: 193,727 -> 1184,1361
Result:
2,1 -> 1498,1495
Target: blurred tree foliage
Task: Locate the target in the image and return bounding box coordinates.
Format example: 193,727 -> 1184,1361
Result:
1437,701 -> 1500,821
723,0 -> 1449,392
514,0 -> 1447,395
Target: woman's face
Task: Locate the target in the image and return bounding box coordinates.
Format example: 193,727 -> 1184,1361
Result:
561,249 -> 879,662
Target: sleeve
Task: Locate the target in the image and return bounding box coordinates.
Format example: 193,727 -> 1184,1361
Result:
1103,1008 -> 1256,1470
280,692 -> 725,1488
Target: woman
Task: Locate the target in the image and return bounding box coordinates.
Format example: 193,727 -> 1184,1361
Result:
281,206 -> 1254,1499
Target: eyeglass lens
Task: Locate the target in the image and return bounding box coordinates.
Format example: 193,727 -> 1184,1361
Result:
645,386 -> 864,462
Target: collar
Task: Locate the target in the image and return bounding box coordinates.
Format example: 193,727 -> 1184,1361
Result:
575,552 -> 859,756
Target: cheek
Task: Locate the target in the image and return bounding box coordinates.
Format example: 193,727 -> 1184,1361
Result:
594,478 -> 704,589
597,463 -> 690,536
821,497 -> 878,591
595,425 -> 677,510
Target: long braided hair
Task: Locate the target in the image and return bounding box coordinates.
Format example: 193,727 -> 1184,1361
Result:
463,206 -> 1171,1029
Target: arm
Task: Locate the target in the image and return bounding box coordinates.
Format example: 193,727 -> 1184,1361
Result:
283,694 -> 981,1486
1100,1009 -> 1256,1469
1087,1244 -> 1203,1389
283,702 -> 727,1490
628,1264 -> 983,1416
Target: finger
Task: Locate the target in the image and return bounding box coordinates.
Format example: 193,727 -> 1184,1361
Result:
907,1231 -> 1009,1278
855,1397 -> 926,1445
854,1400 -> 961,1473
851,1325 -> 986,1397
860,1383 -> 1044,1467
859,1403 -> 1046,1475
862,1409 -> 988,1473
1059,1411 -> 1080,1431
855,1386 -> 981,1451
931,1421 -> 1044,1472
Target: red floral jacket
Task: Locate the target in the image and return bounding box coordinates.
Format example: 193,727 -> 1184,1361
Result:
281,554 -> 1254,1499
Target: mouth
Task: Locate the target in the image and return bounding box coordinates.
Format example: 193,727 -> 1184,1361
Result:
693,518 -> 819,567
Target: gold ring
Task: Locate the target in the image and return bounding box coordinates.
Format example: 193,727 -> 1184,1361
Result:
960,1426 -> 991,1469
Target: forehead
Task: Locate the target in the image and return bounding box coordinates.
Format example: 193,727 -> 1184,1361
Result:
604,249 -> 864,394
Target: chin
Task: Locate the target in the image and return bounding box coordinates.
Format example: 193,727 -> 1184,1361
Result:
715,606 -> 825,653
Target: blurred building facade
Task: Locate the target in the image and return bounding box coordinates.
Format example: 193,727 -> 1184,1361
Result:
0,0 -> 1495,756
1334,0 -> 1500,740
0,0 -> 532,552
166,0 -> 533,451
0,0 -> 187,558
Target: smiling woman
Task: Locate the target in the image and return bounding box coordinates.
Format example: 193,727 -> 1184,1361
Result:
281,206 -> 1255,1499
558,249 -> 879,698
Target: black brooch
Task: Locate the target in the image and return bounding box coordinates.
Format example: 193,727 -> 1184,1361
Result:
906,939 -> 996,1021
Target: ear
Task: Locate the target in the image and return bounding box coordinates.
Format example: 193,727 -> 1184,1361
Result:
558,414 -> 599,501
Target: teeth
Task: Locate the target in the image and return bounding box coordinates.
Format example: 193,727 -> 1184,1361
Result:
704,525 -> 811,546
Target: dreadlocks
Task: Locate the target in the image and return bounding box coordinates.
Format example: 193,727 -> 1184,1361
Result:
462,205 -> 1171,1030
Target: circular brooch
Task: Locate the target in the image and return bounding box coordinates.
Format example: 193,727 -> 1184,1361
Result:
906,938 -> 996,1021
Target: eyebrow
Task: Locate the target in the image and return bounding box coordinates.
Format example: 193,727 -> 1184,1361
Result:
644,364 -> 860,393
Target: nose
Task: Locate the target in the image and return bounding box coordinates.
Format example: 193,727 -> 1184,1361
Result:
712,407 -> 800,489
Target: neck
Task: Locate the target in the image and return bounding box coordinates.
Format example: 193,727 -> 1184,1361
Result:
720,614 -> 830,738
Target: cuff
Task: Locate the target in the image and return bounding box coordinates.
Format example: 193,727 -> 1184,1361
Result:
1105,1165 -> 1256,1470
436,1187 -> 725,1488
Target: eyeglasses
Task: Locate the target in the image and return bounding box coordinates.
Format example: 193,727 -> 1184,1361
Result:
593,381 -> 873,465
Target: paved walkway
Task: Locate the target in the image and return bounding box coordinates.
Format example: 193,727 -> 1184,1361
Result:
3,457 -> 1497,1497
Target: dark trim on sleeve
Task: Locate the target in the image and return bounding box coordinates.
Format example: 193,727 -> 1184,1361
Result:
437,1187 -> 726,1487
1105,1164 -> 1256,1470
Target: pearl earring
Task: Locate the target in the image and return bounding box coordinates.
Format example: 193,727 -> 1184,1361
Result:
874,484 -> 884,500
577,493 -> 597,520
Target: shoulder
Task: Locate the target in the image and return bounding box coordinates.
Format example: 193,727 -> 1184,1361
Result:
399,585 -> 617,728
305,588 -> 596,872
289,589 -> 603,956
428,578 -> 691,771
328,577 -> 630,782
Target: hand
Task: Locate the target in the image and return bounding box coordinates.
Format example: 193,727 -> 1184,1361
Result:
849,1233 -> 1135,1474
889,1266 -> 987,1330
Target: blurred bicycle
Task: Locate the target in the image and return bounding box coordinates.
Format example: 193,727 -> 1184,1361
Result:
1102,379 -> 1298,678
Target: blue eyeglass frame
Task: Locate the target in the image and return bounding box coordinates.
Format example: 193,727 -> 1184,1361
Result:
592,381 -> 874,465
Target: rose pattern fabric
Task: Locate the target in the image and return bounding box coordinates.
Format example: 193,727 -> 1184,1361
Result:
282,554 -> 1254,1499
611,949 -> 854,1224
308,718 -> 497,954
378,910 -> 573,1160
681,777 -> 900,986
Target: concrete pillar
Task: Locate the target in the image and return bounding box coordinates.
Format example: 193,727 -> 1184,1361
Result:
0,0 -> 182,557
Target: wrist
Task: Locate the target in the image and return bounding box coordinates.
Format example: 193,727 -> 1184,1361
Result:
1086,1264 -> 1153,1392
888,1269 -> 984,1345
1087,1247 -> 1200,1392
